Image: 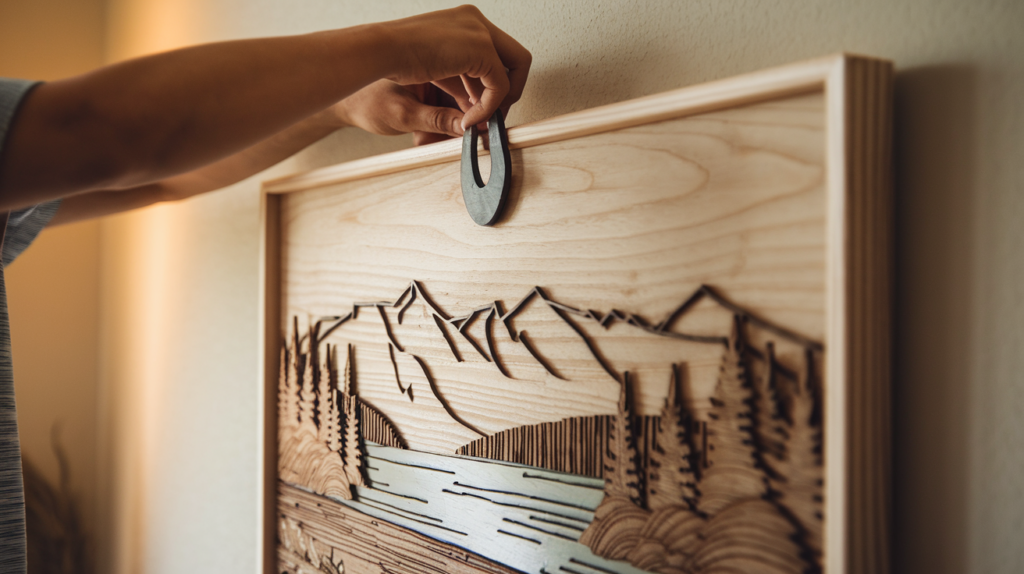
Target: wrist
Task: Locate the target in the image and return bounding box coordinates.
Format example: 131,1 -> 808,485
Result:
321,22 -> 404,90
312,104 -> 350,130
365,22 -> 408,81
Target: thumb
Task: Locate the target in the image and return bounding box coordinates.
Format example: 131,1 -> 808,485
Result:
400,100 -> 465,139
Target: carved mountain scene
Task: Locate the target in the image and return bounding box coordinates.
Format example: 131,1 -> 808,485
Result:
278,282 -> 824,574
300,282 -> 815,449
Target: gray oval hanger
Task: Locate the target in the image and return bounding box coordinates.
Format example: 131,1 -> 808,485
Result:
461,110 -> 512,226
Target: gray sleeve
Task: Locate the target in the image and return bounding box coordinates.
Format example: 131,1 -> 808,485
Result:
0,78 -> 61,266
0,78 -> 38,161
2,202 -> 61,266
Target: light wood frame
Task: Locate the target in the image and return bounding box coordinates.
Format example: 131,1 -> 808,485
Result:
258,53 -> 893,574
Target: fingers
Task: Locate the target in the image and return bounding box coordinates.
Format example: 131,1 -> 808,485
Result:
399,97 -> 464,139
377,7 -> 532,130
431,77 -> 474,112
435,7 -> 532,129
466,33 -> 530,125
460,48 -> 510,129
336,80 -> 466,140
476,17 -> 532,111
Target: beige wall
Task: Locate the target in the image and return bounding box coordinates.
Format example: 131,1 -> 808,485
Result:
0,0 -> 105,564
66,0 -> 1024,572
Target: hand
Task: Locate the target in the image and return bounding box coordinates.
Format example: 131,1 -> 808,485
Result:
329,80 -> 467,146
376,5 -> 532,129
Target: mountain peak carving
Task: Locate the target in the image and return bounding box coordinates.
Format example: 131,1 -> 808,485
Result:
314,281 -> 821,388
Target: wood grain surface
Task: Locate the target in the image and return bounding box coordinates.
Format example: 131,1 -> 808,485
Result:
263,54 -> 893,574
278,90 -> 823,456
264,55 -> 841,195
278,92 -> 826,455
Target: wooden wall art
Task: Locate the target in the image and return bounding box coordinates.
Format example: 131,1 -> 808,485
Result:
260,54 -> 893,574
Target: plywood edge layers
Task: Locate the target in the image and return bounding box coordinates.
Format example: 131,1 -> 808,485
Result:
823,57 -> 894,574
258,192 -> 282,574
264,54 -> 858,195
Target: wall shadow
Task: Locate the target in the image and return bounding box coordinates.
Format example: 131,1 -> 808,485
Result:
892,64 -> 976,574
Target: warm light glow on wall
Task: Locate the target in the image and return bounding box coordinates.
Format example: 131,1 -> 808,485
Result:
101,203 -> 187,572
106,0 -> 202,60
100,3 -> 203,572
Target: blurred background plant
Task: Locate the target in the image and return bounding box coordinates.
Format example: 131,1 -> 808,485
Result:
23,425 -> 90,574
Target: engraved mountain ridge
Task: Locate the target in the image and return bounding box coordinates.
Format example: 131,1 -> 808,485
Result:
314,281 -> 821,388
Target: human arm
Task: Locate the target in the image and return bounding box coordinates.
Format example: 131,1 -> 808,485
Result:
49,80 -> 467,226
0,6 -> 531,212
47,108 -> 336,225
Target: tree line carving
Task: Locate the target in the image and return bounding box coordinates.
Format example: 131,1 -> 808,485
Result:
453,309 -> 825,572
575,317 -> 823,574
278,318 -> 405,501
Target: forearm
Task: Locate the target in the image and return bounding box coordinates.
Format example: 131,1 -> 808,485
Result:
0,6 -> 531,213
0,25 -> 393,211
48,109 -> 342,226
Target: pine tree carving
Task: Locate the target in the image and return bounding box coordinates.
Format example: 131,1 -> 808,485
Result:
603,372 -> 644,508
341,343 -> 354,396
769,348 -> 824,556
298,323 -> 320,437
342,393 -> 365,487
282,320 -> 301,431
755,342 -> 789,463
647,363 -> 699,511
277,342 -> 289,425
318,345 -> 343,451
337,341 -> 358,458
697,315 -> 767,516
337,343 -> 355,456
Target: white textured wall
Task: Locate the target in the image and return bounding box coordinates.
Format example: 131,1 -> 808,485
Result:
99,1 -> 1024,573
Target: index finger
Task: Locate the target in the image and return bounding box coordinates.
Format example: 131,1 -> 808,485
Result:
482,23 -> 532,112
459,49 -> 510,129
472,15 -> 532,112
